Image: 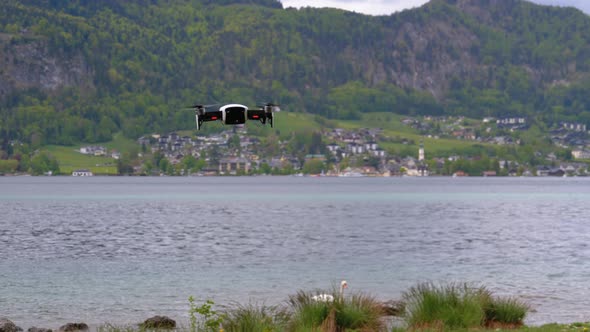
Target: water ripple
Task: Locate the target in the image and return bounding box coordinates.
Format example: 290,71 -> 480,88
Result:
1,177 -> 590,328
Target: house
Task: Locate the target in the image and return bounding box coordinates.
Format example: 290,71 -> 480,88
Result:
219,157 -> 251,174
79,146 -> 106,156
497,117 -> 527,130
137,136 -> 151,146
365,141 -> 378,151
561,122 -> 587,132
72,169 -> 93,176
347,142 -> 365,154
326,143 -> 340,154
572,149 -> 590,160
548,168 -> 566,177
370,148 -> 386,158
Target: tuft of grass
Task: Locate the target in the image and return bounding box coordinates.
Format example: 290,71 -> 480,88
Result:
403,282 -> 529,330
221,303 -> 289,332
333,293 -> 384,331
288,289 -> 385,331
288,290 -> 332,329
484,296 -> 529,326
403,282 -> 488,329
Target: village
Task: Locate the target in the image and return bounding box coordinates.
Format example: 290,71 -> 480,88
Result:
73,115 -> 590,177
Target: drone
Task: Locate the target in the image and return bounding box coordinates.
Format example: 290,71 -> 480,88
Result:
187,103 -> 281,130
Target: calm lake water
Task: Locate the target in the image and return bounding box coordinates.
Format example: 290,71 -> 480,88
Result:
1,176 -> 589,328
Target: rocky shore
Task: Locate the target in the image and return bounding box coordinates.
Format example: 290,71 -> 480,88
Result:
0,316 -> 177,332
0,301 -> 404,332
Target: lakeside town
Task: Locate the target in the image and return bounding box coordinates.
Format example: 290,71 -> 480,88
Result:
66,115 -> 590,177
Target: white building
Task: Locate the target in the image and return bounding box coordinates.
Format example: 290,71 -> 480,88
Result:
72,169 -> 93,176
572,149 -> 590,160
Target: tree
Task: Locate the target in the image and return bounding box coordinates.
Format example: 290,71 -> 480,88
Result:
182,155 -> 198,174
30,152 -> 60,175
158,158 -> 170,174
117,157 -> 134,175
302,158 -> 325,174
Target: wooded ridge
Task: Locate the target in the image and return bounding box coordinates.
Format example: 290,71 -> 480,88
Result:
1,0 -> 590,146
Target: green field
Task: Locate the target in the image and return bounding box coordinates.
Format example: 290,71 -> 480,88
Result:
44,145 -> 118,175
273,111 -> 324,136
335,113 -> 492,156
43,133 -> 141,175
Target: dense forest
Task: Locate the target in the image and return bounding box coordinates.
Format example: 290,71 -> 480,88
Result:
1,0 -> 590,149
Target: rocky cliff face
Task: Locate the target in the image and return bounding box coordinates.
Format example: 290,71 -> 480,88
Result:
0,33 -> 93,98
341,0 -> 586,99
0,0 -> 587,104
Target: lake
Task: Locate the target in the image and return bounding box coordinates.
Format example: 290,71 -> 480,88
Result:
1,176 -> 589,328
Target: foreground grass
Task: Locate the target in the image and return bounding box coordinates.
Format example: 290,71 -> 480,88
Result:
97,321 -> 590,332
403,282 -> 529,330
394,322 -> 590,332
92,282 -> 540,332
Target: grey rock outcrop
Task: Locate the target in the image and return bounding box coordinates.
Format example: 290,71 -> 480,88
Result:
381,300 -> 406,316
141,316 -> 176,329
0,318 -> 22,332
57,323 -> 88,332
28,328 -> 53,332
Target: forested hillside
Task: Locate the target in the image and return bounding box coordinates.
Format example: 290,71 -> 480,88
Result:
1,0 -> 590,148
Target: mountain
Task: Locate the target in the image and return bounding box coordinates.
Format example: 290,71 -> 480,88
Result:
1,0 -> 590,146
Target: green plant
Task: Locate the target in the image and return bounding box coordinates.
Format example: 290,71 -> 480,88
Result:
221,304 -> 289,332
403,282 -> 488,329
288,291 -> 331,329
333,293 -> 384,331
484,296 -> 529,325
288,289 -> 384,331
403,282 -> 530,330
189,297 -> 224,332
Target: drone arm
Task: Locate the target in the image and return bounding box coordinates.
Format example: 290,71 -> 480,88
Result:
247,109 -> 267,124
194,110 -> 222,130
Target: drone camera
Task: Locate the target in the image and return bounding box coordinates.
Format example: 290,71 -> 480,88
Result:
221,105 -> 247,125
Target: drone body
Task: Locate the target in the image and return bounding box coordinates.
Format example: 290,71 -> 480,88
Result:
190,103 -> 280,130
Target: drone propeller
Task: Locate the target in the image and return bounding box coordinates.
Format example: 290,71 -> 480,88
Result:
186,103 -> 220,110
257,102 -> 281,113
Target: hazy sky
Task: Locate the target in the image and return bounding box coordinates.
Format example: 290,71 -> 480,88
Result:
279,0 -> 590,16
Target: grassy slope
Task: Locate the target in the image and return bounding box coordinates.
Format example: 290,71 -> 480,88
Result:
337,113 -> 488,155
44,134 -> 138,175
44,145 -> 117,175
